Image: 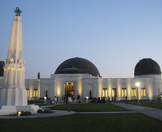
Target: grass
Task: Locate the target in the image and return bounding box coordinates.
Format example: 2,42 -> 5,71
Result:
50,103 -> 130,112
0,113 -> 162,132
129,101 -> 162,110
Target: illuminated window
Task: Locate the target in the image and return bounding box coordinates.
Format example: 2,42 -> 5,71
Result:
103,88 -> 107,97
34,89 -> 38,97
112,88 -> 117,97
26,89 -> 29,97
122,88 -> 126,97
131,88 -> 136,97
141,88 -> 146,97
158,89 -> 160,94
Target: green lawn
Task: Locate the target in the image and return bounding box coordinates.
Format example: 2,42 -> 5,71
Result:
129,101 -> 162,110
0,113 -> 162,132
50,103 -> 130,112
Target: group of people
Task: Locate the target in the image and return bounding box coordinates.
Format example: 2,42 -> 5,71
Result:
50,95 -> 130,112
50,95 -> 73,112
50,96 -> 58,106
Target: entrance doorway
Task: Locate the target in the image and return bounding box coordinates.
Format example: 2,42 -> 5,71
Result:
64,82 -> 75,97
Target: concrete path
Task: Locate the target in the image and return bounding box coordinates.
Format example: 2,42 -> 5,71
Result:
0,110 -> 76,119
114,103 -> 162,121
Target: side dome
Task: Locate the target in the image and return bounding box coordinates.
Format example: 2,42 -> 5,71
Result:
0,61 -> 4,77
134,58 -> 161,76
55,57 -> 100,77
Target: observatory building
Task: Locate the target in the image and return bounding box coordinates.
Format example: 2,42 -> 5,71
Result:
1,57 -> 162,102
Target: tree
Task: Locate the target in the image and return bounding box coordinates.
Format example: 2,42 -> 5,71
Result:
46,90 -> 48,98
89,90 -> 92,99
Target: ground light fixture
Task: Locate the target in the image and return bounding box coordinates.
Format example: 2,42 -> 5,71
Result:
18,111 -> 22,116
44,97 -> 47,104
86,96 -> 89,103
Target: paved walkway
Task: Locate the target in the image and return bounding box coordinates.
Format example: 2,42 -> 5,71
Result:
0,110 -> 77,119
114,103 -> 162,121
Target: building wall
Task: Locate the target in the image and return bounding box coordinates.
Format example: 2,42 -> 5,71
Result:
83,78 -> 99,98
25,79 -> 40,100
40,78 -> 55,98
0,74 -> 162,101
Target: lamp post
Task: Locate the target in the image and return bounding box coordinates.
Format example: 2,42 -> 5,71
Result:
135,82 -> 140,105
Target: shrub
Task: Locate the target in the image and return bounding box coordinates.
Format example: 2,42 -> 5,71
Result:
20,111 -> 31,116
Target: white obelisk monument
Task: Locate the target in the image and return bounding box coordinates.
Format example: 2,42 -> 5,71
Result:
0,7 -> 39,115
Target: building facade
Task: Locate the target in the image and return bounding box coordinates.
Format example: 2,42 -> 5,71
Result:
1,57 -> 162,102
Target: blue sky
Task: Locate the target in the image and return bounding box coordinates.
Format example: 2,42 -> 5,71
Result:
0,0 -> 162,79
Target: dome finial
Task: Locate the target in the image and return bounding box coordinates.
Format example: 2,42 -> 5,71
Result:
14,7 -> 22,16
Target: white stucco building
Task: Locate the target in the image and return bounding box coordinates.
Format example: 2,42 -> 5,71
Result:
1,57 -> 162,102
32,57 -> 162,101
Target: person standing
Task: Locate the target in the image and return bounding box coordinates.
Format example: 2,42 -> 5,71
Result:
54,96 -> 57,106
77,94 -> 80,103
67,95 -> 72,112
50,97 -> 53,105
125,96 -> 128,103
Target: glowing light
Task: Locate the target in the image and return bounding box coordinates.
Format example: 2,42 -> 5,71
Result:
135,82 -> 140,104
57,88 -> 61,96
18,111 -> 21,116
135,82 -> 140,87
78,80 -> 82,96
117,80 -> 121,99
44,97 -> 47,104
29,86 -> 33,100
147,83 -> 153,100
98,79 -> 102,97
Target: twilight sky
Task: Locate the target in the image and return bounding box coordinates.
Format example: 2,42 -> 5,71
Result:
0,0 -> 162,79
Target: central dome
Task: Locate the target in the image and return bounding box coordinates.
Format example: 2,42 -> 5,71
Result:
55,57 -> 100,77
